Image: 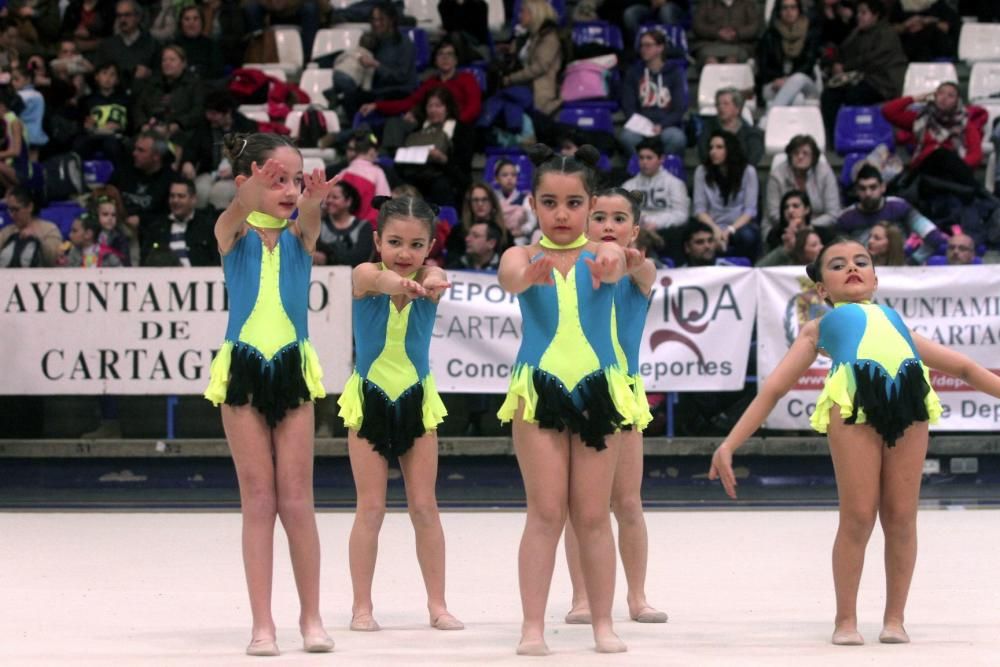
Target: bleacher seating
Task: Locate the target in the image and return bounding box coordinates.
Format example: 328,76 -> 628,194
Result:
764,106 -> 826,155
958,22 -> 1000,63
438,206 -> 459,228
272,26 -> 304,77
238,105 -> 271,123
83,160 -> 115,188
254,64 -> 287,81
834,106 -> 894,155
40,202 -> 85,239
299,68 -> 333,108
839,152 -> 868,189
484,153 -> 533,191
486,0 -> 505,31
311,25 -> 367,62
404,0 -> 442,31
902,62 -> 959,98
980,103 -> 1000,156
459,64 -> 489,92
697,64 -> 754,115
626,153 -> 685,180
969,62 -> 1000,103
927,255 -> 983,265
302,156 -> 326,174
285,109 -> 341,139
556,106 -> 615,133
572,21 -> 624,51
403,27 -> 431,72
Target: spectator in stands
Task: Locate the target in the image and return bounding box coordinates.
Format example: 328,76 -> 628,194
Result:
394,86 -> 474,208
698,87 -> 764,167
820,0 -> 906,145
334,130 -> 391,225
7,0 -> 62,50
756,0 -> 820,112
141,179 -> 218,266
679,219 -> 742,267
766,135 -> 840,237
493,158 -> 532,245
49,38 -> 94,82
691,0 -> 761,65
0,186 -> 62,267
619,28 -> 687,158
312,180 -> 373,267
131,45 -> 205,144
0,86 -> 31,190
867,221 -> 905,266
946,232 -> 976,266
791,226 -> 824,265
111,129 -> 174,244
173,5 -> 224,82
760,189 -> 812,264
181,90 -> 257,210
959,0 -> 1000,22
881,82 -> 987,188
837,164 -> 941,243
623,137 -> 690,258
360,38 -> 482,153
92,193 -> 131,265
10,65 -> 46,158
63,212 -> 102,267
448,180 -> 507,259
94,0 -> 159,86
242,0 -> 320,61
437,0 -> 491,59
329,2 -> 417,122
624,2 -> 689,47
201,0 -> 246,69
693,130 -> 760,259
25,53 -> 83,156
60,0 -> 116,54
889,0 -> 960,63
818,0 -> 856,50
446,220 -> 502,271
72,60 -> 128,163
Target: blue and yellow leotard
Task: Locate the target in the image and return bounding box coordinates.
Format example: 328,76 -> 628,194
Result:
811,301 -> 941,446
498,251 -> 635,450
204,225 -> 326,427
613,278 -> 654,431
338,274 -> 447,458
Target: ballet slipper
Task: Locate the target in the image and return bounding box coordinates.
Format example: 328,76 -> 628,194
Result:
302,633 -> 335,652
564,606 -> 592,625
246,638 -> 280,657
594,633 -> 627,653
516,638 -> 550,656
350,613 -> 381,632
629,605 -> 668,623
831,629 -> 865,646
430,612 -> 465,630
879,626 -> 910,644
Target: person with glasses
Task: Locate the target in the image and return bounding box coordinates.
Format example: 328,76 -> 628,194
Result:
691,0 -> 761,66
945,233 -> 976,266
447,181 -> 508,260
619,29 -> 687,158
93,0 -> 158,86
0,187 -> 63,267
756,0 -> 820,112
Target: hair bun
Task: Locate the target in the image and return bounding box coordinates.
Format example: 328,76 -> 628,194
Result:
427,202 -> 441,216
805,261 -> 819,283
627,189 -> 645,205
573,144 -> 601,168
526,143 -> 555,167
371,195 -> 392,210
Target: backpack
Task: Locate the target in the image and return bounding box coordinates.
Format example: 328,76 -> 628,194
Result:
560,58 -> 615,102
43,152 -> 84,202
228,68 -> 273,105
298,107 -> 328,148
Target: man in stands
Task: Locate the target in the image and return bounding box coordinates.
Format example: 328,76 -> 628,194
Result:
946,232 -> 976,266
447,221 -> 501,271
141,179 -> 219,266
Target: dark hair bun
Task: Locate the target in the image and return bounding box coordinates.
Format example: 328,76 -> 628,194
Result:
573,144 -> 601,168
222,132 -> 250,162
526,143 -> 556,167
626,189 -> 645,205
371,195 -> 392,210
426,201 -> 441,216
805,260 -> 820,283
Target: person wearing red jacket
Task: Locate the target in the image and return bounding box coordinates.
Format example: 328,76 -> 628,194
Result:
881,82 -> 987,173
358,38 -> 482,153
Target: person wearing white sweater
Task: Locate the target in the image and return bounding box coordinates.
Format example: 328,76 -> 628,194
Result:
622,137 -> 691,232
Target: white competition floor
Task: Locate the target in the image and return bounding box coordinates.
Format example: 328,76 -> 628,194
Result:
3,509 -> 998,666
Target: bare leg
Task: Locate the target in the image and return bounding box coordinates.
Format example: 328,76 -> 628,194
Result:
513,413 -> 570,655
827,413 -> 883,645
612,429 -> 664,622
878,421 -> 929,643
347,430 -> 389,630
562,521 -> 591,623
569,433 -> 626,653
222,404 -> 279,652
398,432 -> 463,629
273,403 -> 333,651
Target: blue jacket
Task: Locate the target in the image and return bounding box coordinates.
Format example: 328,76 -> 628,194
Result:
621,60 -> 686,129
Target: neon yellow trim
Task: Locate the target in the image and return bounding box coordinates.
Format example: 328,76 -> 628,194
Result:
610,304 -> 627,370
607,364 -> 637,427
299,339 -> 327,400
367,302 -> 420,401
538,266 -> 601,390
338,371 -> 365,430
203,341 -> 234,405
540,233 -> 588,250
497,364 -> 539,423
247,211 -> 289,229
421,373 -> 448,432
630,374 -> 653,430
237,245 -> 297,360
855,305 -> 911,378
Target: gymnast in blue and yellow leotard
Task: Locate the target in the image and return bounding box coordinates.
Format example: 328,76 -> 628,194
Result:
204,214 -> 326,427
338,271 -> 447,458
811,301 -> 942,446
612,274 -> 655,431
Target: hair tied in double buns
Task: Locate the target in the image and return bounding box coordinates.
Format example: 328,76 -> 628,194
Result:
526,143 -> 556,167
627,189 -> 645,205
371,195 -> 392,210
427,202 -> 441,216
572,144 -> 601,168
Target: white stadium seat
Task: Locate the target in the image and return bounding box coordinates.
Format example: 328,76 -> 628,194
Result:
405,0 -> 442,30
698,64 -> 756,116
764,106 -> 826,155
969,62 -> 1000,103
487,0 -> 505,31
958,22 -> 1000,63
238,105 -> 270,123
272,26 -> 304,77
902,62 -> 959,99
299,68 -> 334,107
311,25 -> 368,61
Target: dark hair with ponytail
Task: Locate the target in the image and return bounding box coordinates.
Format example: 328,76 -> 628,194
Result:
527,143 -> 602,196
594,187 -> 644,225
222,132 -> 299,178
372,195 -> 439,237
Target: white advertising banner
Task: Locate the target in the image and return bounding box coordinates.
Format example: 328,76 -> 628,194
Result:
757,266 -> 1000,431
430,267 -> 756,394
0,267 -> 354,395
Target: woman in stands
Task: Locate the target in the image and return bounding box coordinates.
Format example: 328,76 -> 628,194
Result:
756,0 -> 821,112
693,130 -> 761,260
710,237 -> 1000,645
866,221 -> 906,266
766,135 -> 841,236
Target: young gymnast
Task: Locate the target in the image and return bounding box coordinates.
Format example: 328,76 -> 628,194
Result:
709,238 -> 1000,645
563,188 -> 666,626
497,145 -> 633,655
338,195 -> 464,633
204,133 -> 337,656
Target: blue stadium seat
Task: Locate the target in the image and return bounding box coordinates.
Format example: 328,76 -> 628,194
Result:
557,106 -> 614,134
926,255 -> 983,265
459,63 -> 488,92
484,153 -> 533,191
834,106 -> 895,155
403,27 -> 431,71
721,256 -> 752,266
83,160 -> 114,188
376,154 -> 395,170
353,109 -> 386,129
636,23 -> 689,68
572,21 -> 624,51
40,201 -> 85,239
626,153 -> 685,180
438,205 -> 458,228
0,201 -> 10,229
839,152 -> 869,189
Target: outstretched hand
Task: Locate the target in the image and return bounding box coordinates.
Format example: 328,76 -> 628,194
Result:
422,273 -> 452,299
625,247 -> 645,271
524,255 -> 555,286
300,169 -> 339,207
237,158 -> 287,212
708,445 -> 738,499
398,277 -> 427,299
584,253 -> 619,289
